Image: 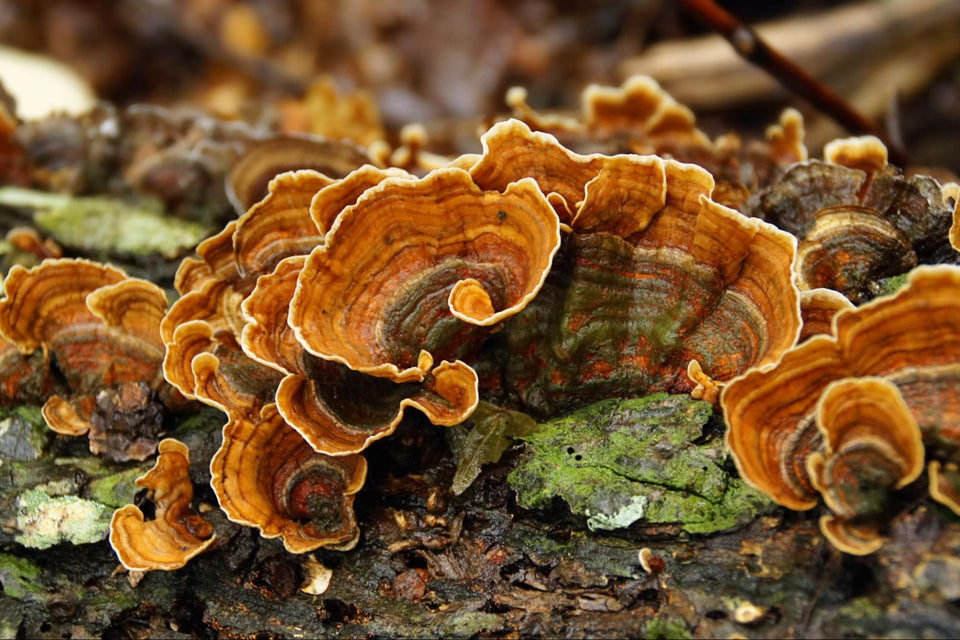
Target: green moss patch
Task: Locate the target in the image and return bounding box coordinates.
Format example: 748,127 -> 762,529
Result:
508,394 -> 773,534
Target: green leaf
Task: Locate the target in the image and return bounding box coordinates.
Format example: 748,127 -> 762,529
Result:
447,401 -> 537,495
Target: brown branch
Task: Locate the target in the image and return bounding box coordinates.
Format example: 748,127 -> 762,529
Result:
677,0 -> 909,166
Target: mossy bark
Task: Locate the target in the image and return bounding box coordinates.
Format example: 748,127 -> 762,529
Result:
2,399 -> 959,638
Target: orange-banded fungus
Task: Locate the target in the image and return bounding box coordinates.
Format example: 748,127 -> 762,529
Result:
289,167 -> 561,383
232,170 -> 334,279
190,343 -> 284,420
232,166 -> 411,281
275,357 -> 478,456
799,289 -> 854,343
822,136 -> 887,174
929,461 -> 960,515
484,142 -> 800,416
469,119 -> 612,223
241,256 -> 308,376
0,259 -> 171,460
110,438 -> 216,571
818,518 -> 885,557
0,258 -> 125,355
745,137 -> 954,302
163,306 -> 281,421
225,134 -> 371,215
210,404 -> 366,553
582,75 -> 710,147
302,165 -> 413,240
794,205 -> 916,299
504,76 -> 712,155
806,377 -> 924,555
504,81 -> 805,211
946,182 -> 959,253
242,253 -> 479,456
163,225 -> 247,344
723,265 -> 960,513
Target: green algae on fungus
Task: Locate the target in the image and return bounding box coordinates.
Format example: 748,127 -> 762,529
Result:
14,488 -> 113,549
508,394 -> 773,534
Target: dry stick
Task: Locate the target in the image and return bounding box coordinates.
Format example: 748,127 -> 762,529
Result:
677,0 -> 910,166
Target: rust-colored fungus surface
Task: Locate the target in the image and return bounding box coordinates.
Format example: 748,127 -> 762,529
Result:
158,156 -> 566,549
109,439 -> 216,571
582,75 -> 710,146
799,289 -> 855,343
745,137 -> 955,302
807,377 -> 924,555
210,404 -> 367,553
225,134 -> 371,215
0,258 -> 172,460
471,124 -> 800,416
0,333 -> 52,405
504,79 -> 807,212
289,167 -> 561,381
929,460 -> 960,515
723,266 -> 960,532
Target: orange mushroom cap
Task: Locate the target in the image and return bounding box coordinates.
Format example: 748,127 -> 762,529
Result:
582,75 -> 710,146
489,152 -> 800,416
723,265 -> 960,511
243,253 -> 479,456
0,259 -> 171,460
225,133 -> 371,215
289,167 -> 560,383
745,142 -> 953,302
806,377 -> 924,555
817,516 -> 885,557
0,258 -> 126,356
795,205 -> 915,297
232,170 -> 334,279
210,404 -> 367,553
109,438 -> 216,571
929,461 -> 960,516
275,357 -> 478,456
469,119 -> 610,223
798,288 -> 855,343
504,79 -> 804,210
822,136 -> 888,175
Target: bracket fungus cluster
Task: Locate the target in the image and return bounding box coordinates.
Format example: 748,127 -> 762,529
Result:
10,76 -> 941,572
134,110 -> 807,564
471,119 -> 801,415
157,156 -> 561,558
505,76 -> 808,211
723,265 -> 960,554
0,258 -> 177,461
745,136 -> 956,303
